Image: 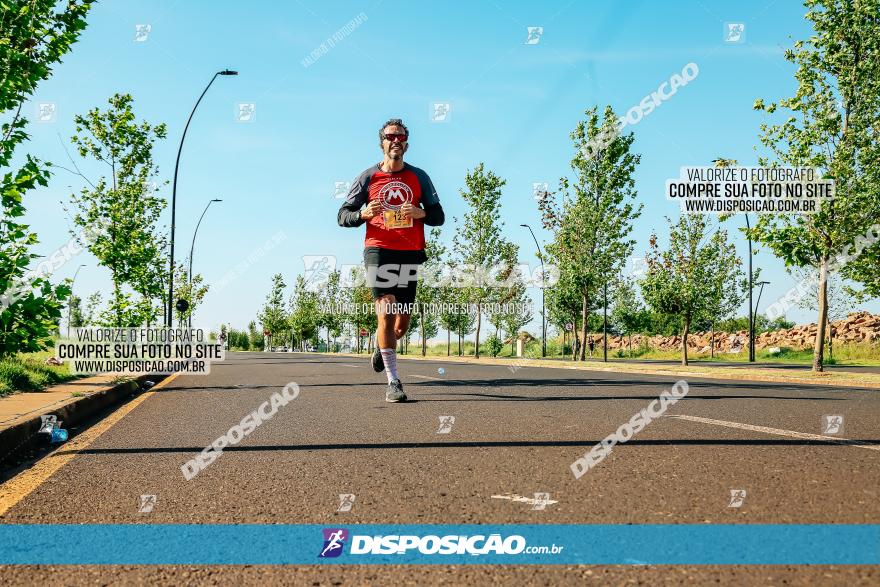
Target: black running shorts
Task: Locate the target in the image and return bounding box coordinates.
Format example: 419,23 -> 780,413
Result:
363,247 -> 426,308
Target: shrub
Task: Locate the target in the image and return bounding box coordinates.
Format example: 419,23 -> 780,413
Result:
485,335 -> 503,357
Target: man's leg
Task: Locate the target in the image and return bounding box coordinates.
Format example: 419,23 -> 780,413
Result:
375,295 -> 399,383
393,312 -> 412,344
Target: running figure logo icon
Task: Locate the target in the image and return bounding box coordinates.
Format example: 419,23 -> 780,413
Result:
724,23 -> 745,43
531,492 -> 552,510
525,26 -> 543,45
728,489 -> 747,508
337,493 -> 356,512
378,181 -> 413,210
138,494 -> 157,513
302,255 -> 336,290
436,415 -> 455,434
319,528 -> 349,558
822,415 -> 844,435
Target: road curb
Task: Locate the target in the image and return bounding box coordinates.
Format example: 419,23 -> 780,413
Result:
0,373 -> 167,464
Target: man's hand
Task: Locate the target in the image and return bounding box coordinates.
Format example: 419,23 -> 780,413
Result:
400,202 -> 426,220
360,200 -> 382,220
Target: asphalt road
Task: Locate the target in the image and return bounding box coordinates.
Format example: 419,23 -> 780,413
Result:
1,351 -> 878,585
546,355 -> 880,373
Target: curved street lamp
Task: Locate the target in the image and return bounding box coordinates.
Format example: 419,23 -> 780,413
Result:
520,223 -> 546,358
188,198 -> 222,327
167,69 -> 238,327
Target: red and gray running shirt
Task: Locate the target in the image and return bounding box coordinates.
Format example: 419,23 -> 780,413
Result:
336,162 -> 445,250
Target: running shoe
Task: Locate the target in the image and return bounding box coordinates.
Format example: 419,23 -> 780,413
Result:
385,379 -> 407,402
371,348 -> 384,372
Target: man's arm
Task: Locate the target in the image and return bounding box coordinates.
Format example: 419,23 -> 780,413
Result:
416,169 -> 445,226
337,171 -> 371,227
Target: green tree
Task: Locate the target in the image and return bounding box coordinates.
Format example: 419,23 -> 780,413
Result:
539,106 -> 642,361
546,262 -> 591,359
452,163 -> 507,358
611,276 -> 650,357
258,274 -> 287,349
81,291 -> 102,326
751,0 -> 880,371
415,227 -> 446,355
843,242 -> 880,299
791,266 -> 855,359
69,93 -> 168,327
641,215 -> 745,365
247,320 -> 263,351
343,266 -> 376,353
489,241 -> 533,355
289,275 -> 318,350
316,269 -> 344,352
436,272 -> 459,356
173,262 -> 209,326
0,0 -> 93,357
66,292 -> 85,334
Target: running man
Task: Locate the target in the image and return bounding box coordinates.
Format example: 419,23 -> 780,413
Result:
337,118 -> 445,402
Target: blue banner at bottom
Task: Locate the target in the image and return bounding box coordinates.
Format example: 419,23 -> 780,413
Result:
0,524 -> 877,565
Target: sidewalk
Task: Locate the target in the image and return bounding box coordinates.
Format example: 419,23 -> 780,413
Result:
0,373 -> 162,464
325,351 -> 880,390
0,374 -> 126,432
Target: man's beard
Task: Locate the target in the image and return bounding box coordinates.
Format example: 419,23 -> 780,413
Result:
389,150 -> 403,160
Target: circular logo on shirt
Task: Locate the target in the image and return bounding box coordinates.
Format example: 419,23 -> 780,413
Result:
378,181 -> 413,211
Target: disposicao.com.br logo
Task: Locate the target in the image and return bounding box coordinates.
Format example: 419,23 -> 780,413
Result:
318,528 -> 564,558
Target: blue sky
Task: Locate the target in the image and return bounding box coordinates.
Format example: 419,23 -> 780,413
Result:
20,0 -> 879,335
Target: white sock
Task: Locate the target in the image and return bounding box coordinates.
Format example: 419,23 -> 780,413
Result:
380,348 -> 399,383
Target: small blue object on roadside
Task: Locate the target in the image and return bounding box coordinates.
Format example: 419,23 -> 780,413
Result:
38,415 -> 68,444
50,427 -> 68,443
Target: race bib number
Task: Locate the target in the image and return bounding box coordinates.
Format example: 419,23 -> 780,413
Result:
383,210 -> 413,229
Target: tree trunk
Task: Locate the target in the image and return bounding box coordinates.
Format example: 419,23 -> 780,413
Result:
474,302 -> 482,358
420,305 -> 426,356
446,326 -> 450,356
579,294 -> 589,361
113,276 -> 122,328
813,258 -> 828,372
827,317 -> 833,360
681,317 -> 690,366
602,283 -> 608,362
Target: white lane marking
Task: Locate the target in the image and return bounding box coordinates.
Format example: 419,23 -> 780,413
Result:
491,493 -> 559,507
411,374 -> 443,381
337,364 -> 358,368
668,414 -> 880,452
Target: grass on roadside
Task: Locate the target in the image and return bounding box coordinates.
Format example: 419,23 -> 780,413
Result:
0,350 -> 78,397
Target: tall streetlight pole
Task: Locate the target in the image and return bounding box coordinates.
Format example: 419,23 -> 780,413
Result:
67,264 -> 86,338
188,198 -> 222,327
167,69 -> 238,327
745,214 -> 755,362
520,224 -> 546,358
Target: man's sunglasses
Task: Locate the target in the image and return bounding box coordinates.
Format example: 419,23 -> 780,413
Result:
383,133 -> 408,142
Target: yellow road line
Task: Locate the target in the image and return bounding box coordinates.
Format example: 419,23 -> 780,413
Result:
0,372 -> 181,517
